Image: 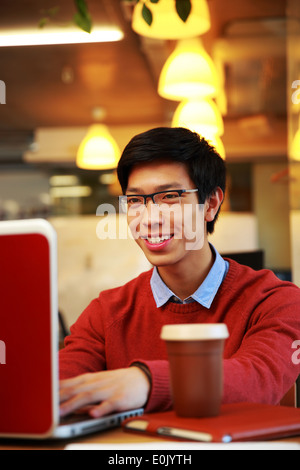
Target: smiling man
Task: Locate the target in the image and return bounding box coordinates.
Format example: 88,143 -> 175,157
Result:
122,159 -> 217,298
59,127 -> 300,418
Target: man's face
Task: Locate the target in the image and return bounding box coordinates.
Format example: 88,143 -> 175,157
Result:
125,160 -> 205,268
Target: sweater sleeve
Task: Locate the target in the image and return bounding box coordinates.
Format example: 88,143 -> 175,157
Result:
131,359 -> 173,413
59,298 -> 106,380
222,296 -> 300,405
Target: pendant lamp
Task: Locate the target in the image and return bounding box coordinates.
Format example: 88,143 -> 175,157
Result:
206,135 -> 226,160
172,99 -> 224,137
132,0 -> 211,39
76,124 -> 120,170
158,39 -> 219,101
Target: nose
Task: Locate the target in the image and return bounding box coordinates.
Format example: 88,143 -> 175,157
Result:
141,199 -> 162,230
144,194 -> 157,206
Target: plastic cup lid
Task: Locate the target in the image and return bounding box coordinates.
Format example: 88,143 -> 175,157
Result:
160,323 -> 229,341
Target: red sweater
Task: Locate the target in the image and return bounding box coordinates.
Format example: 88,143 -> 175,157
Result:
59,260 -> 300,412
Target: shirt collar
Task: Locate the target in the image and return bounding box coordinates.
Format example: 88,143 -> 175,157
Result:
150,244 -> 228,309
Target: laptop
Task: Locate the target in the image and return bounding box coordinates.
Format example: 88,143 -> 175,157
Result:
0,218 -> 143,440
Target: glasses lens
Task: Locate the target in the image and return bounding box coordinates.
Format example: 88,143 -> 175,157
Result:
154,191 -> 181,205
126,195 -> 144,209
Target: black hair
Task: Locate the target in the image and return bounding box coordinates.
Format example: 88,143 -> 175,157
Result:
117,127 -> 226,234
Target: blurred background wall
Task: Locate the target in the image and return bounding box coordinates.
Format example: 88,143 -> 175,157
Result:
0,0 -> 298,328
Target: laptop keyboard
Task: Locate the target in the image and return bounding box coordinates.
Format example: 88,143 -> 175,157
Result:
59,413 -> 93,425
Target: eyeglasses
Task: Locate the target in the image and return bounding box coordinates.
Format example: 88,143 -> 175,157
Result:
119,189 -> 198,212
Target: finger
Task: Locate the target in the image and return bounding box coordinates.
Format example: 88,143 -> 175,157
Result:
59,386 -> 79,403
59,381 -> 116,416
89,399 -> 117,419
59,373 -> 92,389
73,405 -> 95,415
59,379 -> 103,403
60,390 -> 102,417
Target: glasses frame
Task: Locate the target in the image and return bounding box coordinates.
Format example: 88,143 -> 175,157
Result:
119,189 -> 199,211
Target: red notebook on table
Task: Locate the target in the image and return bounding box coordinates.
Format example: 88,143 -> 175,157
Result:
123,403 -> 300,443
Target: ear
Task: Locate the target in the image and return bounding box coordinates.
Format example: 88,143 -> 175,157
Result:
204,187 -> 224,223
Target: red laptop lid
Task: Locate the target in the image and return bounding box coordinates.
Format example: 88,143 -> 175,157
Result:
0,219 -> 58,437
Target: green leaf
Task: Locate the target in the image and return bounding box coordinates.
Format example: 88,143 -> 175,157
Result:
150,0 -> 160,3
73,0 -> 92,33
74,0 -> 89,17
48,6 -> 60,17
38,7 -> 60,29
73,12 -> 92,33
142,3 -> 153,26
38,17 -> 49,29
175,0 -> 192,23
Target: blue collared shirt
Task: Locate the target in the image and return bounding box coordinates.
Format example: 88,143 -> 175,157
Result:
150,245 -> 229,309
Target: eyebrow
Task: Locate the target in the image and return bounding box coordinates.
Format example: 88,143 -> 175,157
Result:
126,183 -> 184,194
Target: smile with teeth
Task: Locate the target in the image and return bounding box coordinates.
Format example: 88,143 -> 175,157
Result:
143,235 -> 173,244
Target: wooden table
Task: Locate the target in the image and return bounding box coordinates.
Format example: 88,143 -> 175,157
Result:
0,427 -> 164,450
0,427 -> 299,450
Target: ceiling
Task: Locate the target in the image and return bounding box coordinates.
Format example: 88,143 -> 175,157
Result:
0,0 -> 169,130
0,0 -> 289,159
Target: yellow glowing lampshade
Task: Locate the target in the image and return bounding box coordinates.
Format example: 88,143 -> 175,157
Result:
206,135 -> 226,160
132,0 -> 211,39
76,125 -> 120,170
174,122 -> 226,159
172,99 -> 224,137
290,128 -> 300,161
158,39 -> 219,101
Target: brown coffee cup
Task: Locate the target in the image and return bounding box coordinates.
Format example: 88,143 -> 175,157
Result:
161,323 -> 229,418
